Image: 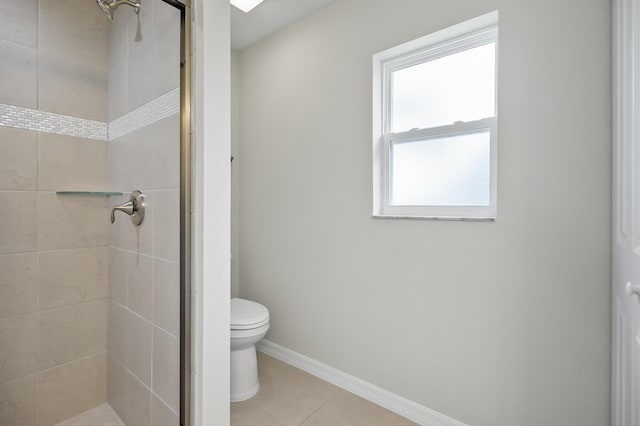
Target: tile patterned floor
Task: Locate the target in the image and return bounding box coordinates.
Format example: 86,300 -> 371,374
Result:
231,352 -> 417,426
53,353 -> 414,426
54,403 -> 124,426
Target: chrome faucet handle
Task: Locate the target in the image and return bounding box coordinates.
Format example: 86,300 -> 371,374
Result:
111,201 -> 134,223
111,190 -> 146,226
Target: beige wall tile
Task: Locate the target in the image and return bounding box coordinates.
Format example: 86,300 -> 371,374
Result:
37,192 -> 108,251
154,0 -> 180,30
107,4 -> 129,121
107,356 -> 127,423
38,50 -> 107,123
108,247 -> 153,319
37,300 -> 107,370
108,247 -> 128,306
0,253 -> 37,319
152,327 -> 179,412
0,375 -> 36,426
36,352 -> 107,426
126,0 -> 153,54
38,0 -> 108,69
127,47 -> 154,111
127,253 -> 152,320
152,189 -> 179,262
124,369 -> 151,426
0,127 -> 37,191
152,17 -> 180,99
0,40 -> 37,109
37,0 -> 107,122
108,61 -> 129,122
108,127 -> 154,191
38,133 -> 108,192
0,0 -> 37,47
107,301 -> 127,365
153,258 -> 179,337
108,6 -> 128,71
152,114 -> 180,190
38,247 -> 108,310
0,191 -> 37,255
0,315 -> 36,383
125,312 -> 151,386
107,137 -> 126,191
152,394 -> 179,426
125,0 -> 154,109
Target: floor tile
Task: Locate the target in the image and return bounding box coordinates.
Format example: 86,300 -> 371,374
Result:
301,390 -> 417,426
232,353 -> 340,425
232,353 -> 415,425
54,403 -> 123,426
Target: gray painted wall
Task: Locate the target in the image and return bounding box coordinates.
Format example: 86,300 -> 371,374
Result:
234,1 -> 612,424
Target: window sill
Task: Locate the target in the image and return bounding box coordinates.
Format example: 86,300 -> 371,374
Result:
372,214 -> 495,222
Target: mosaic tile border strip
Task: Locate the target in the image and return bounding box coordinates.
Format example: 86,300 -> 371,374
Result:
108,88 -> 180,141
0,88 -> 179,142
0,104 -> 108,141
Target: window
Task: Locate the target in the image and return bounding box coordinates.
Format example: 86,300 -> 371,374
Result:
373,12 -> 498,219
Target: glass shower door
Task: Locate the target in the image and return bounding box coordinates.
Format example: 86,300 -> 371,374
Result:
106,0 -> 184,425
0,0 -> 187,424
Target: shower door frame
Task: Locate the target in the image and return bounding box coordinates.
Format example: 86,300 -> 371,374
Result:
158,0 -> 192,425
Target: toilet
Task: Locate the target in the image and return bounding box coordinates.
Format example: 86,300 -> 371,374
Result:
230,298 -> 270,402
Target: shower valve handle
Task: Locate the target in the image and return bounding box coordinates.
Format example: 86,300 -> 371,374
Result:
111,201 -> 134,223
111,190 -> 146,226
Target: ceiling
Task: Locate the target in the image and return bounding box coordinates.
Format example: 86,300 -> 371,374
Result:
231,0 -> 335,50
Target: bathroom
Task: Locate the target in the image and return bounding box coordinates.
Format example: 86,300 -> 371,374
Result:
0,0 -> 625,425
228,0 -> 610,424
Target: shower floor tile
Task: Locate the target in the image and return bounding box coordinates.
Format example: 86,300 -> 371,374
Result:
54,403 -> 123,426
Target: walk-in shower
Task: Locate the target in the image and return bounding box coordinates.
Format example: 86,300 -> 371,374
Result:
96,0 -> 141,19
0,0 -> 191,425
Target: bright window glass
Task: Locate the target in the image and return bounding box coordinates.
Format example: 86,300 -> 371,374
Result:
391,42 -> 496,133
390,130 -> 491,206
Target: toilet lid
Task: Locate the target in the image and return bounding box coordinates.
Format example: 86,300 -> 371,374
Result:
231,298 -> 269,329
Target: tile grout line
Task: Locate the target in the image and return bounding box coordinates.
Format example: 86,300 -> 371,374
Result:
112,296 -> 179,342
108,352 -> 179,418
296,384 -> 343,425
36,350 -> 108,379
35,297 -> 110,317
150,249 -> 156,424
108,244 -> 180,266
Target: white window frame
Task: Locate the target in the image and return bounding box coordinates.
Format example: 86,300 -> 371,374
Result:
372,11 -> 499,220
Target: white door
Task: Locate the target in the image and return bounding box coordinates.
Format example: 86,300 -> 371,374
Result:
613,1 -> 640,425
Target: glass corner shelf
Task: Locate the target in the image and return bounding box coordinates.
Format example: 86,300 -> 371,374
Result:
56,191 -> 123,196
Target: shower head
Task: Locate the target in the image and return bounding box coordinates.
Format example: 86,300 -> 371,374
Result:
96,0 -> 141,20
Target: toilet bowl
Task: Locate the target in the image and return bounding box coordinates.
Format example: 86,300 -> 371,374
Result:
230,298 -> 270,402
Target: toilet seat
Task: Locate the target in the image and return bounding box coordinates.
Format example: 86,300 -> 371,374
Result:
231,298 -> 269,330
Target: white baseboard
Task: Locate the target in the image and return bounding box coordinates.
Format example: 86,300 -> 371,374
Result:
256,340 -> 468,426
